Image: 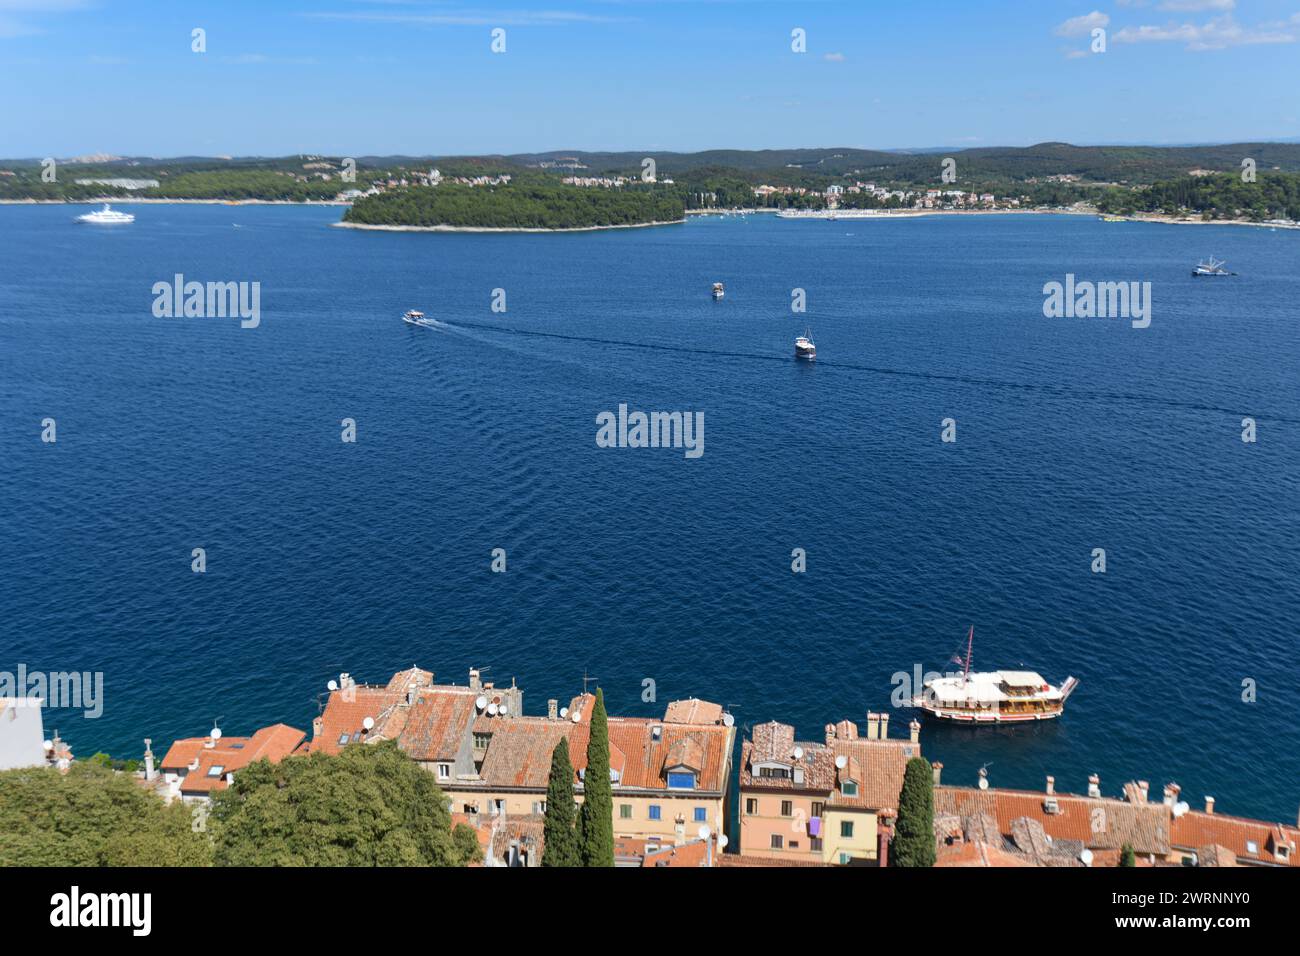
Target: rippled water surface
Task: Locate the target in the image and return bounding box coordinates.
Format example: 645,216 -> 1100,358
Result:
2,205 -> 1297,821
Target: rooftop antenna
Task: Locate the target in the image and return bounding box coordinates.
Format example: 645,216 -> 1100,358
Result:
963,625 -> 974,684
582,671 -> 598,695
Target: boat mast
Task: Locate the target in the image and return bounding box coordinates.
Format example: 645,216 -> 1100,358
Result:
963,625 -> 973,684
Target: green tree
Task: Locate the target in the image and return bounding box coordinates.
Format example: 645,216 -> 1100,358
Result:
579,688 -> 615,866
893,757 -> 936,868
0,762 -> 210,866
210,740 -> 480,866
1120,843 -> 1136,867
542,737 -> 581,866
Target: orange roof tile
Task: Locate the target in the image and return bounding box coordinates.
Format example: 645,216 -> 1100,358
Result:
1170,811 -> 1299,867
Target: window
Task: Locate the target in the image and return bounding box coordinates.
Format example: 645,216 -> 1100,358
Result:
759,767 -> 791,779
667,771 -> 696,789
473,732 -> 492,749
780,800 -> 793,817
789,841 -> 800,849
839,852 -> 851,865
620,804 -> 632,819
770,834 -> 784,850
842,781 -> 858,797
648,805 -> 662,821
811,801 -> 824,818
840,820 -> 854,838
437,764 -> 450,779
338,733 -> 350,746
745,798 -> 758,814
1245,841 -> 1259,855
811,837 -> 823,852
206,765 -> 224,777
694,807 -> 707,823
533,801 -> 545,814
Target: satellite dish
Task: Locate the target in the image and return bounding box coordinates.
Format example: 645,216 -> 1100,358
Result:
718,834 -> 729,849
498,703 -> 509,716
487,702 -> 499,716
793,746 -> 804,760
43,740 -> 53,751
978,775 -> 989,790
1173,801 -> 1190,818
697,825 -> 711,841
834,755 -> 847,770
210,727 -> 222,741
1080,848 -> 1094,867
571,710 -> 582,723
559,707 -> 569,718
475,695 -> 488,711
362,716 -> 375,731
327,679 -> 338,691
722,712 -> 734,728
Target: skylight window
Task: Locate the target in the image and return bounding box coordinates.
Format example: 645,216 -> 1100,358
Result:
207,765 -> 224,777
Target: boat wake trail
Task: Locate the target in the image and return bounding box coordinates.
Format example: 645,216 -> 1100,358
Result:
438,319 -> 1299,425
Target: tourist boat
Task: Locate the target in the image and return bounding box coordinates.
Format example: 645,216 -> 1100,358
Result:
402,309 -> 432,327
76,204 -> 134,224
911,627 -> 1079,723
1099,215 -> 1126,222
711,282 -> 725,300
794,330 -> 816,361
1192,256 -> 1235,277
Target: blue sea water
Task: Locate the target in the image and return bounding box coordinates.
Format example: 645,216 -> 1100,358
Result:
1,204 -> 1297,823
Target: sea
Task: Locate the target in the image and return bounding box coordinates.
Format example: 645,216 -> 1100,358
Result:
2,204 -> 1297,824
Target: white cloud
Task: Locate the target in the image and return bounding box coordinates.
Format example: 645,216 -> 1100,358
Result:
1055,11 -> 1110,37
823,51 -> 845,62
1157,1 -> 1235,11
1113,13 -> 1298,50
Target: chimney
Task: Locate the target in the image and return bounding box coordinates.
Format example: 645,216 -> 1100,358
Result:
865,712 -> 879,740
1204,796 -> 1215,815
339,672 -> 354,690
312,716 -> 323,739
909,718 -> 921,745
932,761 -> 943,786
547,699 -> 558,720
878,713 -> 890,740
1138,780 -> 1149,803
469,668 -> 482,692
143,739 -> 156,781
406,684 -> 419,707
1045,775 -> 1055,796
824,723 -> 835,745
1087,774 -> 1100,798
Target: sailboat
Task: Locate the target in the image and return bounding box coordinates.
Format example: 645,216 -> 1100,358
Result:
911,626 -> 1079,723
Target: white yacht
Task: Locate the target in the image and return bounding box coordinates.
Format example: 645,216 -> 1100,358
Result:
711,282 -> 725,300
77,204 -> 135,224
402,309 -> 432,327
794,330 -> 816,361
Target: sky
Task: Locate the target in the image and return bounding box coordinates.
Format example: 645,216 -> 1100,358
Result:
1,0 -> 1299,157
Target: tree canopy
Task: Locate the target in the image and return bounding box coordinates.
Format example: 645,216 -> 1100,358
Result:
893,757 -> 936,868
0,762 -> 210,866
579,689 -> 615,866
209,741 -> 481,867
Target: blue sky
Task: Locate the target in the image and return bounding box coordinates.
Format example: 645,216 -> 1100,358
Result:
2,0 -> 1299,156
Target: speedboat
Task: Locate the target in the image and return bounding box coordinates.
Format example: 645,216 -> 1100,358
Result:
711,282 -> 725,300
402,310 -> 432,327
794,331 -> 816,361
1192,256 -> 1235,277
77,204 -> 134,224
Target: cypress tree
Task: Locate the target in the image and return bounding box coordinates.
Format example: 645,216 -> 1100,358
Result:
1120,843 -> 1136,867
579,688 -> 615,866
541,737 -> 580,867
893,757 -> 936,867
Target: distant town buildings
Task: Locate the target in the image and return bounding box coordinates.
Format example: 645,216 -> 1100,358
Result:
73,178 -> 160,190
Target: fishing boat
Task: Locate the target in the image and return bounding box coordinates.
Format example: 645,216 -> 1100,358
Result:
402,309 -> 432,327
76,204 -> 134,224
711,282 -> 725,300
1192,256 -> 1236,277
794,330 -> 816,361
911,627 -> 1078,723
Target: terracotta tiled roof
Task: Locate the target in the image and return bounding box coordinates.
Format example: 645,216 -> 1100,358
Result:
643,839 -> 712,868
161,723 -> 305,794
935,785 -> 1172,855
740,723 -> 919,814
663,698 -> 723,725
395,687 -> 479,761
303,685 -> 405,755
469,713 -> 732,793
1170,811 -> 1299,867
716,852 -> 827,867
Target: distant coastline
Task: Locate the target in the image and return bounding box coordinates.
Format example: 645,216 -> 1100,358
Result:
333,217 -> 686,234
